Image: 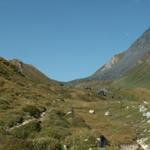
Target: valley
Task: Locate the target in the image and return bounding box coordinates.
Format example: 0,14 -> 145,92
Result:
0,27 -> 150,150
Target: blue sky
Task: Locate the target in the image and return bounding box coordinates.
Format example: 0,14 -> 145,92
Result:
0,0 -> 150,81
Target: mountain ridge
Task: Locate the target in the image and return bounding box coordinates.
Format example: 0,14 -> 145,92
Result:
88,27 -> 150,80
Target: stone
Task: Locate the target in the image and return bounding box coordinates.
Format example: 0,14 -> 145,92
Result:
119,143 -> 143,150
97,88 -> 109,96
96,135 -> 109,148
104,111 -> 111,116
63,145 -> 68,150
89,109 -> 95,114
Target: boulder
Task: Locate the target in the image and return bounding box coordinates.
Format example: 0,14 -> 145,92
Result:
97,88 -> 109,96
63,145 -> 68,150
104,111 -> 111,116
96,135 -> 109,148
89,109 -> 95,114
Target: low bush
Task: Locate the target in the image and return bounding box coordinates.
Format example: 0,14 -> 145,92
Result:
7,116 -> 24,128
11,121 -> 41,139
23,105 -> 41,118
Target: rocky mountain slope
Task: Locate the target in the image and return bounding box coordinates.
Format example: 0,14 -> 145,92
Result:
89,27 -> 150,81
68,27 -> 150,90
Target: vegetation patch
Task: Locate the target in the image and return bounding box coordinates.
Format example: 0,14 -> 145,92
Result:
23,105 -> 41,118
10,121 -> 41,139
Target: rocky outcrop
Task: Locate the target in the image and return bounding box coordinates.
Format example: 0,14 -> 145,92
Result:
119,143 -> 143,150
97,88 -> 109,96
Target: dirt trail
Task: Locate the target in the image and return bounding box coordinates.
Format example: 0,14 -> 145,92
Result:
8,111 -> 46,131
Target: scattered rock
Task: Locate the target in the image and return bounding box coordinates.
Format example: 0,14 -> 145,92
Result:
119,143 -> 143,150
63,145 -> 68,150
97,88 -> 109,97
147,119 -> 150,124
66,111 -> 73,115
66,108 -> 74,116
143,112 -> 150,119
137,138 -> 149,150
104,111 -> 111,116
96,135 -> 109,148
139,105 -> 147,113
89,109 -> 95,114
10,59 -> 24,75
143,101 -> 148,105
85,87 -> 92,90
84,138 -> 88,142
57,98 -> 65,102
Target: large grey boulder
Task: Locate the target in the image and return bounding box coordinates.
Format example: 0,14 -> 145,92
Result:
97,88 -> 109,96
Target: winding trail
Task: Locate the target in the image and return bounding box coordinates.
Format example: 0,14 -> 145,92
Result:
8,111 -> 47,131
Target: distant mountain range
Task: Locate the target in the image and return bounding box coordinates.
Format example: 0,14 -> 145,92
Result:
1,27 -> 150,88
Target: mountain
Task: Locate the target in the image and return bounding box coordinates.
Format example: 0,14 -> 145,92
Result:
9,59 -> 59,85
68,27 -> 150,89
1,27 -> 150,150
89,27 -> 150,81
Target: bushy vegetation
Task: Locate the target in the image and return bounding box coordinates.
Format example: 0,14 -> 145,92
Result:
11,121 -> 41,139
7,116 -> 24,128
23,105 -> 41,118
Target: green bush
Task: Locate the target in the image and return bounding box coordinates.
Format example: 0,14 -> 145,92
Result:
7,116 -> 24,128
23,105 -> 41,118
0,127 -> 9,137
46,110 -> 70,128
32,137 -> 61,150
65,134 -> 96,150
42,127 -> 70,140
11,121 -> 41,139
0,99 -> 11,110
67,116 -> 89,128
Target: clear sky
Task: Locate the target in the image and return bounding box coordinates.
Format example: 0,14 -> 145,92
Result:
0,0 -> 150,81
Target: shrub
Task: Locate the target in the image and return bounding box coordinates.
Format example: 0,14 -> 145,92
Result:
46,110 -> 70,128
7,116 -> 24,128
32,137 -> 61,150
67,116 -> 89,128
23,105 -> 41,118
11,121 -> 41,139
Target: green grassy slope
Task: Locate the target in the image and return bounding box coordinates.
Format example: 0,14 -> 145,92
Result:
115,52 -> 150,88
0,56 -> 150,150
